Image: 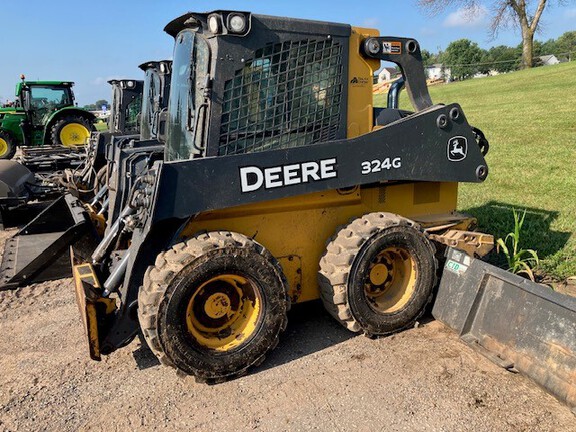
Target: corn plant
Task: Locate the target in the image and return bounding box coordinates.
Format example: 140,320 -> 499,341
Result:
496,209 -> 540,281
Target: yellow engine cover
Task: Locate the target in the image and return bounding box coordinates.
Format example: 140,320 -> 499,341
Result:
180,182 -> 458,304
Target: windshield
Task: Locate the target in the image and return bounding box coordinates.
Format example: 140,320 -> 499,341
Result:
29,86 -> 71,109
124,93 -> 142,134
165,31 -> 210,161
140,69 -> 160,140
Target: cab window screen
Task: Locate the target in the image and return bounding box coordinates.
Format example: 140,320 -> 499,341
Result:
219,38 -> 344,156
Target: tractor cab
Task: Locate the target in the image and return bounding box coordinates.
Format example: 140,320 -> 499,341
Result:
19,80 -> 75,124
0,76 -> 96,159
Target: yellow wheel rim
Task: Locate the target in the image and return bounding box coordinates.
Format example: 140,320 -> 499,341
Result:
0,138 -> 8,157
364,246 -> 417,314
185,274 -> 261,352
60,123 -> 90,146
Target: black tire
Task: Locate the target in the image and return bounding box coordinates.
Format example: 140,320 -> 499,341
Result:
138,231 -> 290,381
50,115 -> 92,146
0,130 -> 17,160
318,212 -> 437,336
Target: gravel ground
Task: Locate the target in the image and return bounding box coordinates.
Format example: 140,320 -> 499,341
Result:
0,228 -> 574,432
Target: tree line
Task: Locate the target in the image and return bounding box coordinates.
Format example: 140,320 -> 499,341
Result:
83,99 -> 109,111
422,31 -> 575,81
419,0 -> 575,69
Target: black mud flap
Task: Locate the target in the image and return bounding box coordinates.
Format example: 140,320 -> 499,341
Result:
433,248 -> 576,409
0,194 -> 97,290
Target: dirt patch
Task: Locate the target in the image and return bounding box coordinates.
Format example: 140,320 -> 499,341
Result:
0,227 -> 575,431
1,282 -> 575,431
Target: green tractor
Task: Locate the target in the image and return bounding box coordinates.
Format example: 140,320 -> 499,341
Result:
0,76 -> 96,159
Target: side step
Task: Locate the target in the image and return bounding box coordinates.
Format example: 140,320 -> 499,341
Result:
0,194 -> 94,290
433,247 -> 576,409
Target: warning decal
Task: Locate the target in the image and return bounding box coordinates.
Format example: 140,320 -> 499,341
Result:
382,41 -> 402,55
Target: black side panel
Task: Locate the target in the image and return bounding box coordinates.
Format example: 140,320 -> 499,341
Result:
107,142 -> 164,228
152,103 -> 487,222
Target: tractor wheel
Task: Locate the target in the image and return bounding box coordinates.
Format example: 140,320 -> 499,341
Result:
0,131 -> 16,160
318,212 -> 437,336
138,231 -> 290,382
50,116 -> 92,147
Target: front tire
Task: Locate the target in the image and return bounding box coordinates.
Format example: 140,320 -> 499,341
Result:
138,231 -> 290,382
50,116 -> 92,147
319,212 -> 437,336
0,131 -> 16,159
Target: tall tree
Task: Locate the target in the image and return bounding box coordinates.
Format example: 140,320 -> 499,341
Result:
443,39 -> 485,80
488,45 -> 520,72
555,31 -> 576,60
418,0 -> 574,68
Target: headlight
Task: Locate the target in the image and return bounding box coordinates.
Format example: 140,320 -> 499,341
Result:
208,14 -> 221,34
227,13 -> 246,34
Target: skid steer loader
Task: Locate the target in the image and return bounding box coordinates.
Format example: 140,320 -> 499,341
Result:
104,60 -> 171,225
67,10 -> 495,383
0,79 -> 143,229
62,78 -> 144,197
0,63 -> 170,286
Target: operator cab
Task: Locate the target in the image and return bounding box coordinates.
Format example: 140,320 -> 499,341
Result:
19,80 -> 75,126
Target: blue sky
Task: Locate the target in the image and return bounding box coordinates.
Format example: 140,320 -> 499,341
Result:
1,1 -> 574,106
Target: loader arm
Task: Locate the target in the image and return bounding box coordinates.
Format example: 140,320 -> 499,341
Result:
361,37 -> 433,111
150,103 -> 487,222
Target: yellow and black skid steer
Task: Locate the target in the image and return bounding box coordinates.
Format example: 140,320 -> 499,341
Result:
70,10 -> 495,381
6,9 -> 575,410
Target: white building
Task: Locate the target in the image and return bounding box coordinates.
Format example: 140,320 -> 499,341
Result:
538,55 -> 560,66
425,64 -> 451,81
377,67 -> 401,83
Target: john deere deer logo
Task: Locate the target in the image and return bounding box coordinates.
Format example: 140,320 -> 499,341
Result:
447,136 -> 468,161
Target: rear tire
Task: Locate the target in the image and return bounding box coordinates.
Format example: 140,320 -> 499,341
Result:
318,212 -> 437,336
138,231 -> 290,381
0,131 -> 16,160
50,116 -> 92,147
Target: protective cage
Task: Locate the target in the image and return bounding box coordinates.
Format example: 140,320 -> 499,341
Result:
201,14 -> 352,157
219,38 -> 345,155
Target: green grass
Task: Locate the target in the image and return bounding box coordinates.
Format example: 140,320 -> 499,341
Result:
376,62 -> 576,279
94,119 -> 108,132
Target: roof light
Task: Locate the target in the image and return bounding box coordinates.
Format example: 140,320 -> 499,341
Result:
208,14 -> 221,34
227,13 -> 246,34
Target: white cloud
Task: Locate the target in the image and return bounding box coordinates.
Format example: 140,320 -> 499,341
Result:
443,5 -> 488,28
91,76 -> 123,86
565,8 -> 576,19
